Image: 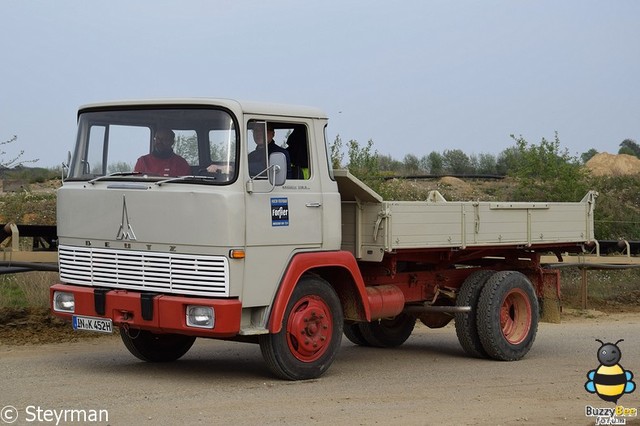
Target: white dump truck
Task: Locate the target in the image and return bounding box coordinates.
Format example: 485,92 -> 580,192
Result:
50,99 -> 596,380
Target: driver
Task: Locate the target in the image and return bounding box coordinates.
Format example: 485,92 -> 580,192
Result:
134,128 -> 191,177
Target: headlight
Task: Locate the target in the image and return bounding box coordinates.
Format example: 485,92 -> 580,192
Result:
53,291 -> 75,313
186,306 -> 214,329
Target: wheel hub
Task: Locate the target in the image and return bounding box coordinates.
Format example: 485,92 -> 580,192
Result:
286,296 -> 333,362
499,288 -> 532,345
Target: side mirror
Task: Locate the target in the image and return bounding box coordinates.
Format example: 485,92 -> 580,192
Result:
62,151 -> 72,181
268,152 -> 287,187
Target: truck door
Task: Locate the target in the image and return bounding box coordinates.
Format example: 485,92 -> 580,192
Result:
243,120 -> 323,306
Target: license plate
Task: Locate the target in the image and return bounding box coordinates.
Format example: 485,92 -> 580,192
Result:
72,315 -> 113,334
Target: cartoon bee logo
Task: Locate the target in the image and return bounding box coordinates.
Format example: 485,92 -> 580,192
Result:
585,339 -> 636,403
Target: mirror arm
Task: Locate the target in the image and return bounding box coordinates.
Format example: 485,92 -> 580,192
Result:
246,163 -> 278,194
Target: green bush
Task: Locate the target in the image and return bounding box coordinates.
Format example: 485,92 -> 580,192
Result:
508,133 -> 589,202
0,191 -> 56,225
589,175 -> 640,240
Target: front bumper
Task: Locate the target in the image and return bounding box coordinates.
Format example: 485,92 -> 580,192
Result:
50,283 -> 242,338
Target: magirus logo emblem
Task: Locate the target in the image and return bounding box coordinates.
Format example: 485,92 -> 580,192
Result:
116,195 -> 137,241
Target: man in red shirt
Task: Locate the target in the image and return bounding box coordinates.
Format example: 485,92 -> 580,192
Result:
134,128 -> 191,177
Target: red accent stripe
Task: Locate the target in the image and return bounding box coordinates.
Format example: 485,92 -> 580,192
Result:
268,251 -> 370,333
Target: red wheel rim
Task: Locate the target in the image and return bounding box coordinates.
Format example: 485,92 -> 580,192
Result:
499,288 -> 532,345
286,295 -> 333,362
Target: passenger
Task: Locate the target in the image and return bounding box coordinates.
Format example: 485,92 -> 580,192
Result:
134,128 -> 191,177
286,128 -> 309,179
247,123 -> 292,178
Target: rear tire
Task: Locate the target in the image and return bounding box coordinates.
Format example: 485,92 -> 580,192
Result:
477,271 -> 539,361
455,270 -> 495,358
119,328 -> 196,362
357,313 -> 415,348
259,276 -> 343,380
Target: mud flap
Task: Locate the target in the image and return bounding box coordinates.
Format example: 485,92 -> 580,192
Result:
540,270 -> 561,324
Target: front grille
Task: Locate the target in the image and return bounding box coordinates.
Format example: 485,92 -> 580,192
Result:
58,245 -> 229,297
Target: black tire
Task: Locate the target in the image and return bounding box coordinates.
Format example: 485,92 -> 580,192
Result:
454,270 -> 495,358
343,322 -> 370,346
259,276 -> 343,380
477,271 -> 539,361
357,313 -> 415,348
119,328 -> 196,362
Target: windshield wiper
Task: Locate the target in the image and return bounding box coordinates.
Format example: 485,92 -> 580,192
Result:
88,172 -> 142,185
155,175 -> 217,186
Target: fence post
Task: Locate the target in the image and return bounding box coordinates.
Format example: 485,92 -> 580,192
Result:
580,268 -> 588,310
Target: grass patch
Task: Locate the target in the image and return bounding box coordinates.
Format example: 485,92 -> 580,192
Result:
0,272 -> 57,309
0,191 -> 57,225
560,268 -> 640,311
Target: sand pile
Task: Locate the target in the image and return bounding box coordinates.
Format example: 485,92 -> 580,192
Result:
585,153 -> 640,176
439,176 -> 473,192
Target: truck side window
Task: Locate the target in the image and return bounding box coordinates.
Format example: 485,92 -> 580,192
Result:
246,121 -> 308,180
85,125 -> 106,175
247,121 -> 269,178
286,125 -> 310,180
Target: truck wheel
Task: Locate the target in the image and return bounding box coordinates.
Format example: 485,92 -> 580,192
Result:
357,313 -> 415,348
259,276 -> 343,380
119,328 -> 196,362
454,270 -> 495,358
477,271 -> 539,361
343,322 -> 370,346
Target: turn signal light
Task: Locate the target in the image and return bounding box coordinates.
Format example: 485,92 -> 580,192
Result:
229,249 -> 245,259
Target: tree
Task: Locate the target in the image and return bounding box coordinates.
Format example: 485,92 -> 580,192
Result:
425,151 -> 443,175
496,146 -> 520,175
618,139 -> 640,158
442,149 -> 472,174
508,132 -> 588,201
378,154 -> 403,174
1,135 -> 38,169
174,134 -> 199,164
329,135 -> 344,169
580,148 -> 598,164
347,139 -> 378,177
108,161 -> 133,173
476,153 -> 498,175
339,139 -> 385,193
402,154 -> 421,175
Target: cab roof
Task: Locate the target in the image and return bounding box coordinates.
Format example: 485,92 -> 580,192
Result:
78,98 -> 328,120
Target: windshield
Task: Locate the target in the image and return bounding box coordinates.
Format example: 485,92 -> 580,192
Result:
69,108 -> 238,183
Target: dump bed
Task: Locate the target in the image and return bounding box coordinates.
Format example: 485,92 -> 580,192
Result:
334,170 -> 597,262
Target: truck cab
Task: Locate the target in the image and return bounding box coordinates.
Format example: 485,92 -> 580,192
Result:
52,99 -> 352,378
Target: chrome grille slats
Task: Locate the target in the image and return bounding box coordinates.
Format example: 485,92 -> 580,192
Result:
58,245 -> 229,297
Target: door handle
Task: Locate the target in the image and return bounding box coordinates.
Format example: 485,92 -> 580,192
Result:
306,202 -> 322,208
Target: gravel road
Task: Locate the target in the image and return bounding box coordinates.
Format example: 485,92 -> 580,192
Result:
1,312 -> 639,425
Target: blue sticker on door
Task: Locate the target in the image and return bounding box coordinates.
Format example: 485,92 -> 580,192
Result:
271,197 -> 289,226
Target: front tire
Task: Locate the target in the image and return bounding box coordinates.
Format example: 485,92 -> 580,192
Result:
477,271 -> 539,361
260,276 -> 343,380
119,328 -> 196,362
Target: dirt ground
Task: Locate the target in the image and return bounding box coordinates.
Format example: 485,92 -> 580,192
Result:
2,312 -> 640,425
0,307 -> 106,345
1,305 -> 638,347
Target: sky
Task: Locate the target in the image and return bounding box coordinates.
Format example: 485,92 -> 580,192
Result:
1,0 -> 639,168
